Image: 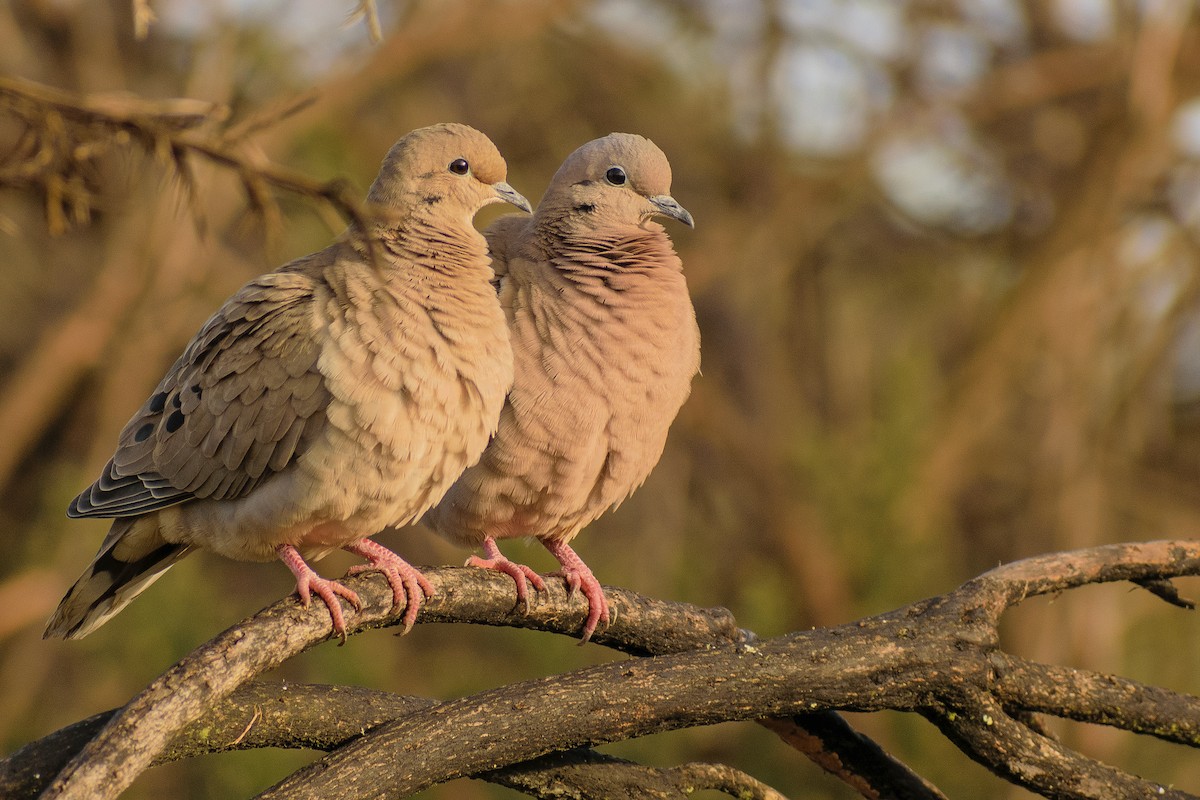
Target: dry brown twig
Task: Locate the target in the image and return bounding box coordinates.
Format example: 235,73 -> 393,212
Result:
0,76 -> 379,503
5,541 -> 1200,800
0,75 -> 366,240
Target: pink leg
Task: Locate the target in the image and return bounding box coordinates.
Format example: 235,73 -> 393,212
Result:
343,538 -> 435,634
541,538 -> 610,643
276,544 -> 361,642
466,536 -> 547,613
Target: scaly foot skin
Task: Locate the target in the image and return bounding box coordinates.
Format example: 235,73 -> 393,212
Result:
343,538 -> 435,634
541,538 -> 610,643
276,543 -> 362,643
466,536 -> 547,613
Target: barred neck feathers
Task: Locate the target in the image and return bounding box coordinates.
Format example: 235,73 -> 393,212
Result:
525,132 -> 693,298
383,216 -> 491,279
541,223 -> 684,299
343,215 -> 491,283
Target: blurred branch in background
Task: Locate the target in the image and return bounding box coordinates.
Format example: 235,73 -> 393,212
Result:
0,74 -> 363,241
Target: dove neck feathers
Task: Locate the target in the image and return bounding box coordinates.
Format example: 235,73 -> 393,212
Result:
349,214 -> 491,279
539,222 -> 683,282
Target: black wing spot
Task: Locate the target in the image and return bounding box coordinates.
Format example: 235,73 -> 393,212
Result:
171,393 -> 182,408
148,392 -> 169,413
165,409 -> 185,433
134,423 -> 154,442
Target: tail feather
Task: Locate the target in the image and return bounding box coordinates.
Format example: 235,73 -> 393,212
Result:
45,518 -> 192,639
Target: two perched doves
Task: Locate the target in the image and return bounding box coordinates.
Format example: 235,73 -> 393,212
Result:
424,133 -> 701,642
46,129 -> 698,646
45,123 -> 531,641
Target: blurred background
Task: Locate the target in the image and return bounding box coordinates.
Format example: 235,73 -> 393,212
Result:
3,0 -> 1200,797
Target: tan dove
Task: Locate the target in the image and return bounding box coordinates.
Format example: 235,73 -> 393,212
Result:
45,123 -> 530,641
423,133 -> 700,642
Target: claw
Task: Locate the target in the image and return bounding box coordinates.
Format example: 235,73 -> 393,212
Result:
560,569 -> 581,600
541,538 -> 610,643
343,538 -> 434,634
466,537 -> 547,613
276,544 -> 361,643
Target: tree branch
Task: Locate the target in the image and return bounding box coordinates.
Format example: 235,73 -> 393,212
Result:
484,751 -> 790,800
0,683 -> 423,800
993,656 -> 1200,744
759,714 -> 947,800
2,681 -> 784,800
23,541 -> 1200,800
18,561 -> 924,798
252,541 -> 1200,800
31,567 -> 748,800
923,690 -> 1171,800
0,75 -> 367,238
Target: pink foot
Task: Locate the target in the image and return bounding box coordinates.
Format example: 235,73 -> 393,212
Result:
276,544 -> 361,642
343,538 -> 435,634
541,538 -> 610,643
466,536 -> 547,613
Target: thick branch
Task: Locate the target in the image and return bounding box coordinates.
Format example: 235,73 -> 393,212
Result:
760,714 -> 947,800
993,655 -> 1200,745
19,564 -> 925,799
2,681 -> 780,800
252,631 -> 929,800
33,567 -> 746,800
924,690 -> 1180,800
253,541 -> 1200,800
253,622 -> 1192,800
29,540 -> 1200,800
0,683 -> 428,800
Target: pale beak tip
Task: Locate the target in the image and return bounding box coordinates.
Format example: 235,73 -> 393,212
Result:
649,195 -> 694,228
494,182 -> 532,214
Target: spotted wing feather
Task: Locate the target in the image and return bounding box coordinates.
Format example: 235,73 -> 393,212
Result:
69,272 -> 331,519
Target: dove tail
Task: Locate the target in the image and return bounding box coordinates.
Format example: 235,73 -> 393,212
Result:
44,518 -> 192,640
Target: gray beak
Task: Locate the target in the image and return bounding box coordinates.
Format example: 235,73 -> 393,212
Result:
493,182 -> 532,213
649,194 -> 695,228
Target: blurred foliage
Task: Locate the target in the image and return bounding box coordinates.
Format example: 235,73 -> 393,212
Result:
4,0 -> 1200,797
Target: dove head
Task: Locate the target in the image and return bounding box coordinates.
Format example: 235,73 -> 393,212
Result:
537,133 -> 694,231
367,123 -> 531,225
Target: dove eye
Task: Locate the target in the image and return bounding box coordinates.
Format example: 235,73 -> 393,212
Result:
448,159 -> 470,175
605,166 -> 627,186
